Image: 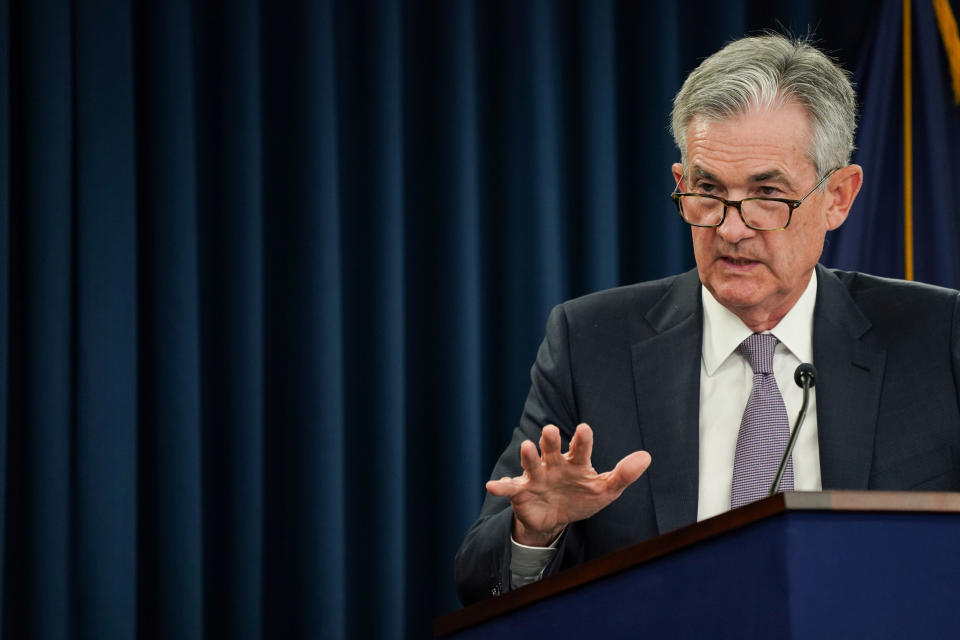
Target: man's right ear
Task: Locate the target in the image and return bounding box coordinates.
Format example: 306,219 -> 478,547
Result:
672,163 -> 685,187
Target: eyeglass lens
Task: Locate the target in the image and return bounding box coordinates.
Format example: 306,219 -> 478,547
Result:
679,195 -> 790,230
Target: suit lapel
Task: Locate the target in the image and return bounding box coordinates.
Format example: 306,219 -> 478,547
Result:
813,266 -> 886,489
631,270 -> 703,534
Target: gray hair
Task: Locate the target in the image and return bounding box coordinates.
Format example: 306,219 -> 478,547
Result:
671,34 -> 857,180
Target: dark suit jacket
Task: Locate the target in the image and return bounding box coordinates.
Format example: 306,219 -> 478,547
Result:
455,265 -> 960,605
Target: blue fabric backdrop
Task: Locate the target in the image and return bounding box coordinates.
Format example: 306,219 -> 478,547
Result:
0,1 -> 955,639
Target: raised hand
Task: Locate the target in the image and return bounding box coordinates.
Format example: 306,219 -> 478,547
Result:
485,423 -> 652,547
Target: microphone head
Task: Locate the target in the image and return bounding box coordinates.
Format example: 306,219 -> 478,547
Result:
794,363 -> 817,388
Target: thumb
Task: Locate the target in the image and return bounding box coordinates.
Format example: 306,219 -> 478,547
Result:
485,477 -> 522,497
607,450 -> 652,493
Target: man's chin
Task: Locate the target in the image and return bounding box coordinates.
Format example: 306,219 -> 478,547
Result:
708,279 -> 766,311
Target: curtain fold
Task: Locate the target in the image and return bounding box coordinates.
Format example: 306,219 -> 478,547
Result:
260,0 -> 352,636
74,0 -> 138,637
12,1 -> 75,638
0,0 -> 10,633
133,0 -> 204,637
2,1 -> 938,639
193,1 -> 264,638
401,2 -> 486,636
336,1 -> 408,637
580,0 -> 619,293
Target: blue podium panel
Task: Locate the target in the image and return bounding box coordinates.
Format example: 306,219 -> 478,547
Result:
448,509 -> 960,639
787,512 -> 960,637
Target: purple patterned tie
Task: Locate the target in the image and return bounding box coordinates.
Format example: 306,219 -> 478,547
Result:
731,333 -> 793,508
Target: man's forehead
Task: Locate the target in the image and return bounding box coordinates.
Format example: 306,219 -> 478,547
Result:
687,99 -> 813,133
685,104 -> 813,160
683,105 -> 818,188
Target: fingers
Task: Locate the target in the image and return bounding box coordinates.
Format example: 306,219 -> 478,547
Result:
606,450 -> 652,493
567,423 -> 594,465
486,436 -> 546,497
519,439 -> 544,482
538,425 -> 564,465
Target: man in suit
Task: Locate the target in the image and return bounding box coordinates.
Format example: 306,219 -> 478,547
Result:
455,33 -> 960,606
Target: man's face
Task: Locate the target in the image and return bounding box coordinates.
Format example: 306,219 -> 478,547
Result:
673,102 -> 851,331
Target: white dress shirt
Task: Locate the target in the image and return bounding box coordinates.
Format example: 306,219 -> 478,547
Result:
510,271 -> 822,584
697,271 -> 821,520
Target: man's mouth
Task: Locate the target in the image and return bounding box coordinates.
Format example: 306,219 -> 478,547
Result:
721,256 -> 759,268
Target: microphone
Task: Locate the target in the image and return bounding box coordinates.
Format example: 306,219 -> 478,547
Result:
769,363 -> 818,496
793,363 -> 816,389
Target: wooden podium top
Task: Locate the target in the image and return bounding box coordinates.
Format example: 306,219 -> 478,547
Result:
435,490 -> 960,636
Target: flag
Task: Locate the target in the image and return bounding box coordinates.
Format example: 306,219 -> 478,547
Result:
822,0 -> 960,289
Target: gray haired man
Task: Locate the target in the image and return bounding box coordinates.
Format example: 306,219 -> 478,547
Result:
456,34 -> 960,605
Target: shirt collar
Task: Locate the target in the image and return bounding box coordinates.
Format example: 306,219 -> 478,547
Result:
701,271 -> 818,375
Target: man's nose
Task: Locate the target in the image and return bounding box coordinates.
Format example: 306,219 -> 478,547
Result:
716,203 -> 755,243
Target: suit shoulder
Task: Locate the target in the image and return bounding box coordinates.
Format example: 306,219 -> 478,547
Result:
544,271 -> 699,346
826,268 -> 959,332
828,269 -> 959,304
559,272 -> 689,321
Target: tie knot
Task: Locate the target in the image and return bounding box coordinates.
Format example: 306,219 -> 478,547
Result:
737,333 -> 778,374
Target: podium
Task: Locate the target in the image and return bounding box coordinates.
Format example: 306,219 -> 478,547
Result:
435,491 -> 960,638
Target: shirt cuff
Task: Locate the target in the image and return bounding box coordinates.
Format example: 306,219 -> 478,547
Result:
509,528 -> 565,588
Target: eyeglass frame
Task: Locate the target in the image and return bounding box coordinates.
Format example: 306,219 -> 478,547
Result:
669,167 -> 839,231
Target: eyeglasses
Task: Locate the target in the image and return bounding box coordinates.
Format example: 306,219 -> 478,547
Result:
669,168 -> 838,231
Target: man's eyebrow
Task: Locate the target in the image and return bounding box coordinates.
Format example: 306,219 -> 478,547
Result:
749,170 -> 797,191
691,166 -> 718,182
689,166 -> 800,192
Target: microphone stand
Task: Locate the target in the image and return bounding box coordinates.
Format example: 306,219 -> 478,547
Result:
769,364 -> 817,497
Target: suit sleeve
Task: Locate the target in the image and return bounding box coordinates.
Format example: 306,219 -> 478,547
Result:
454,303 -> 586,605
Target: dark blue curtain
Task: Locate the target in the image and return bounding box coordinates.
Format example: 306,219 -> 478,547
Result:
5,1 -> 948,638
